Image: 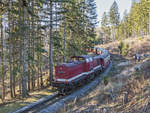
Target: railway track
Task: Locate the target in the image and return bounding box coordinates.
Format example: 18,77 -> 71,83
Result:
26,94 -> 63,113
13,92 -> 61,113
13,62 -> 112,113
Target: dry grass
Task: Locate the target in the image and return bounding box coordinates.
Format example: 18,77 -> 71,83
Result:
59,60 -> 150,113
98,35 -> 150,57
59,36 -> 150,113
0,71 -> 53,112
0,86 -> 56,113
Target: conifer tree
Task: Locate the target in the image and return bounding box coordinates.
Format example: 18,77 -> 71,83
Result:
109,1 -> 120,40
109,1 -> 120,26
101,12 -> 111,43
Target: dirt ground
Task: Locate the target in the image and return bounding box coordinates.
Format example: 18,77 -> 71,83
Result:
59,36 -> 150,113
0,86 -> 56,113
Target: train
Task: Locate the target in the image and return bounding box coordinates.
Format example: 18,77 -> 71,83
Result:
52,47 -> 111,94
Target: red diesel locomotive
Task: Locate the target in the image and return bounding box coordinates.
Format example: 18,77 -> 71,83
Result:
53,48 -> 110,93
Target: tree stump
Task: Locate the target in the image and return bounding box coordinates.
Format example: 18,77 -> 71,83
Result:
118,45 -> 121,54
123,92 -> 128,104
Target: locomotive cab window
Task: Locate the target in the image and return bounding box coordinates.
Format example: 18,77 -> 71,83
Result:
79,58 -> 85,62
89,58 -> 93,62
86,57 -> 93,63
86,58 -> 89,63
71,58 -> 78,62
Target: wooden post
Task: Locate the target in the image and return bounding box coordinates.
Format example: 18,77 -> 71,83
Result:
123,92 -> 128,104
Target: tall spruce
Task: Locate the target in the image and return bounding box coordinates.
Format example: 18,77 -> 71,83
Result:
109,1 -> 120,26
101,12 -> 111,43
109,1 -> 120,40
22,0 -> 29,97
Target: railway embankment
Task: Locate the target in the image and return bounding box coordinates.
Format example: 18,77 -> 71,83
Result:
12,60 -> 112,113
38,62 -> 112,113
58,36 -> 150,113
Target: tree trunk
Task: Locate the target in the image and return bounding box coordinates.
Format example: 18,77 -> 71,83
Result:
49,0 -> 54,85
27,14 -> 31,92
149,12 -> 150,34
113,26 -> 115,40
22,2 -> 29,98
28,70 -> 30,91
8,0 -> 13,98
40,67 -> 43,88
1,15 -> 5,100
40,34 -> 43,88
123,92 -> 128,104
12,17 -> 16,97
19,78 -> 22,95
13,71 -> 16,97
18,0 -> 22,96
31,0 -> 35,91
31,69 -> 35,90
37,68 -> 40,90
63,21 -> 66,62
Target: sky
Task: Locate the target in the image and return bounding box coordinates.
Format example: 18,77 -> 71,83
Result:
95,0 -> 132,26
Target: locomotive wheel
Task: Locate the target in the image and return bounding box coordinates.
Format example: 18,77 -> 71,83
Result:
98,70 -> 101,75
70,83 -> 76,91
83,77 -> 88,84
87,75 -> 91,82
78,81 -> 83,86
58,88 -> 65,95
59,87 -> 69,95
80,79 -> 86,86
101,67 -> 104,72
90,73 -> 95,80
94,71 -> 99,76
83,77 -> 87,84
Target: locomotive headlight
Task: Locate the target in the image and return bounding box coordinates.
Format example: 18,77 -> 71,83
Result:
65,80 -> 69,84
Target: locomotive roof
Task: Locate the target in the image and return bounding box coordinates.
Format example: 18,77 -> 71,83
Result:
71,55 -> 92,59
62,62 -> 80,67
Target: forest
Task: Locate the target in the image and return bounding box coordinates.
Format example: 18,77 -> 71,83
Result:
100,0 -> 150,43
0,0 -> 97,100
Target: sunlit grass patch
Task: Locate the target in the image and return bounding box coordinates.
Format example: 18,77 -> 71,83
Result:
0,86 -> 56,113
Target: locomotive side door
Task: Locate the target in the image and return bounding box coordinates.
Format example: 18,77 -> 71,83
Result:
89,57 -> 94,70
85,57 -> 94,72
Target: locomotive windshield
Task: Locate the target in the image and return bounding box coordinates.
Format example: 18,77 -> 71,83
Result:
71,57 -> 85,63
86,57 -> 93,63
